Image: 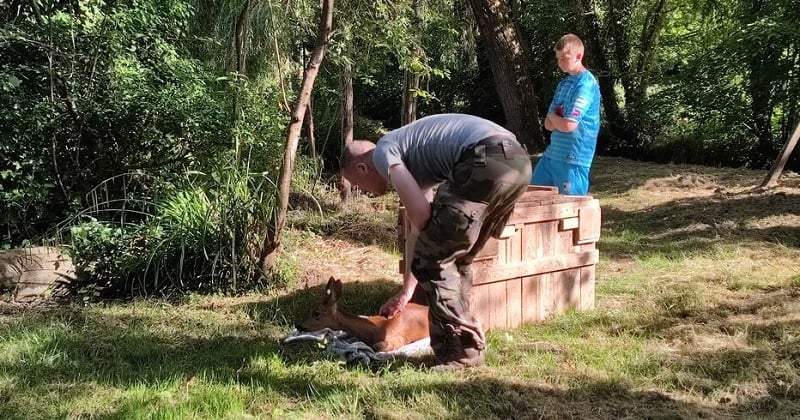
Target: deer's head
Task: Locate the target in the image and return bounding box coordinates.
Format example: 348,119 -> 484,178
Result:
296,276 -> 343,331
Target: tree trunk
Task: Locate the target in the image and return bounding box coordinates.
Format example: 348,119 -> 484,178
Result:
761,119 -> 800,188
745,0 -> 779,167
401,68 -> 419,125
234,0 -> 253,75
300,46 -> 317,159
580,0 -> 638,149
402,1 -> 422,126
467,0 -> 544,152
259,0 -> 335,274
633,0 -> 668,100
339,62 -> 354,202
749,47 -> 778,167
305,96 -> 317,159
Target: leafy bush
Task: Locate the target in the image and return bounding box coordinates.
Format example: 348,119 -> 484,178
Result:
1,0 -> 229,246
65,166 -> 281,299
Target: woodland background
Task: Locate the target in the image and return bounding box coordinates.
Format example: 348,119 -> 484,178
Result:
2,0 -> 799,299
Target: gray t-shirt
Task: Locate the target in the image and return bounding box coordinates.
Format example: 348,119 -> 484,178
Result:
372,113 -> 513,190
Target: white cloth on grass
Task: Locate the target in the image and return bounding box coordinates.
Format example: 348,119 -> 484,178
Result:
282,328 -> 433,365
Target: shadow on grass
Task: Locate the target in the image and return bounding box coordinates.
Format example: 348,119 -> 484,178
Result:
2,280 -> 798,418
599,191 -> 800,260
589,156 -> 780,196
585,278 -> 800,339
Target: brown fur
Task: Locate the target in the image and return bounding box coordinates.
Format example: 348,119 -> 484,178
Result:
298,277 -> 429,352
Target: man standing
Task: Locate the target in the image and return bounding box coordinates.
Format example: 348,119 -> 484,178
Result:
532,34 -> 601,196
341,113 -> 531,371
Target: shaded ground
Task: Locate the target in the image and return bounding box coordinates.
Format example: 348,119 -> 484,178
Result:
2,156 -> 800,419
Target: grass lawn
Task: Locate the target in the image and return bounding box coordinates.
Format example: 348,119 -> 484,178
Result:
2,156 -> 800,419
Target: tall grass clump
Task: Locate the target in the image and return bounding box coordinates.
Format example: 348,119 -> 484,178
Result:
64,165 -> 281,299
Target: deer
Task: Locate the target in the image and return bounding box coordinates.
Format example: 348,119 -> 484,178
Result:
297,276 -> 430,352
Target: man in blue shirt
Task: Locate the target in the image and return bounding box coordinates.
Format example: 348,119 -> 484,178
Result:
532,34 -> 601,196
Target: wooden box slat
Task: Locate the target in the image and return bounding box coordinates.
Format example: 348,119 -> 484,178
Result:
398,187 -> 601,330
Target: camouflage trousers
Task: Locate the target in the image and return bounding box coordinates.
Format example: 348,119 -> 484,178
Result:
411,135 -> 532,355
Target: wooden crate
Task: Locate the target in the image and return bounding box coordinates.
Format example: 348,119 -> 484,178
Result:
398,185 -> 601,330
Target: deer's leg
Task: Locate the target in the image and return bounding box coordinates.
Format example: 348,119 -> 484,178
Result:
373,340 -> 391,352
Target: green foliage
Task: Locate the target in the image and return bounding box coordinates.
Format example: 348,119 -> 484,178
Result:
65,166 -> 280,299
2,1 -> 300,297
1,0 -> 231,245
313,0 -> 472,131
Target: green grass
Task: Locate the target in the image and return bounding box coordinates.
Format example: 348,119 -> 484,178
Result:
3,156 -> 800,419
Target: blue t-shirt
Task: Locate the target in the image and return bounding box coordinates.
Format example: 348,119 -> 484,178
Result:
543,70 -> 601,168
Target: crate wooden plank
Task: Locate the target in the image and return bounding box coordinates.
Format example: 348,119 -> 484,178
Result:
540,220 -> 557,257
521,220 -> 556,260
472,249 -> 599,285
539,272 -> 554,320
577,203 -> 602,244
517,185 -> 559,201
556,229 -> 575,255
560,216 -> 580,230
499,225 -> 516,238
487,280 -> 509,329
521,274 -> 544,322
472,282 -> 492,327
552,269 -> 580,314
497,235 -> 508,265
579,266 -> 596,311
505,278 -> 523,328
507,201 -> 582,225
508,224 -> 522,264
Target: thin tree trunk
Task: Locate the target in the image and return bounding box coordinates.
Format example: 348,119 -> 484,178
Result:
402,1 -> 422,126
234,0 -> 253,75
401,68 -> 419,125
259,0 -> 335,273
305,96 -> 317,159
301,49 -> 317,159
761,119 -> 800,188
339,62 -> 354,202
580,0 -> 637,149
633,0 -> 668,100
467,0 -> 544,151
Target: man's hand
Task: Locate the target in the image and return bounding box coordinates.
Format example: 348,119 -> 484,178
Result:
545,110 -> 579,133
379,291 -> 412,318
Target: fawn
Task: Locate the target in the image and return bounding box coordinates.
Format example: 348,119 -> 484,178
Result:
297,277 -> 430,352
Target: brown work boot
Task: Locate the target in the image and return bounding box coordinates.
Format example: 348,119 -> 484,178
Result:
429,325 -> 486,372
430,346 -> 485,372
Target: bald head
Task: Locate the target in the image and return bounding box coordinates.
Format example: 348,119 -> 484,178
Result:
341,140 -> 376,170
340,140 -> 388,196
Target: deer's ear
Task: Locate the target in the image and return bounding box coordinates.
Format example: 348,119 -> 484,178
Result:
333,279 -> 343,296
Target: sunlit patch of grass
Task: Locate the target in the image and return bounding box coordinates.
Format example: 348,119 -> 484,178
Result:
655,281 -> 709,318
597,273 -> 649,297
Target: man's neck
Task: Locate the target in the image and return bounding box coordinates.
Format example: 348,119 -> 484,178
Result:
568,66 -> 586,76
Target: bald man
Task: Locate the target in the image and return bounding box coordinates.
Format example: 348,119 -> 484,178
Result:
340,113 -> 531,371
